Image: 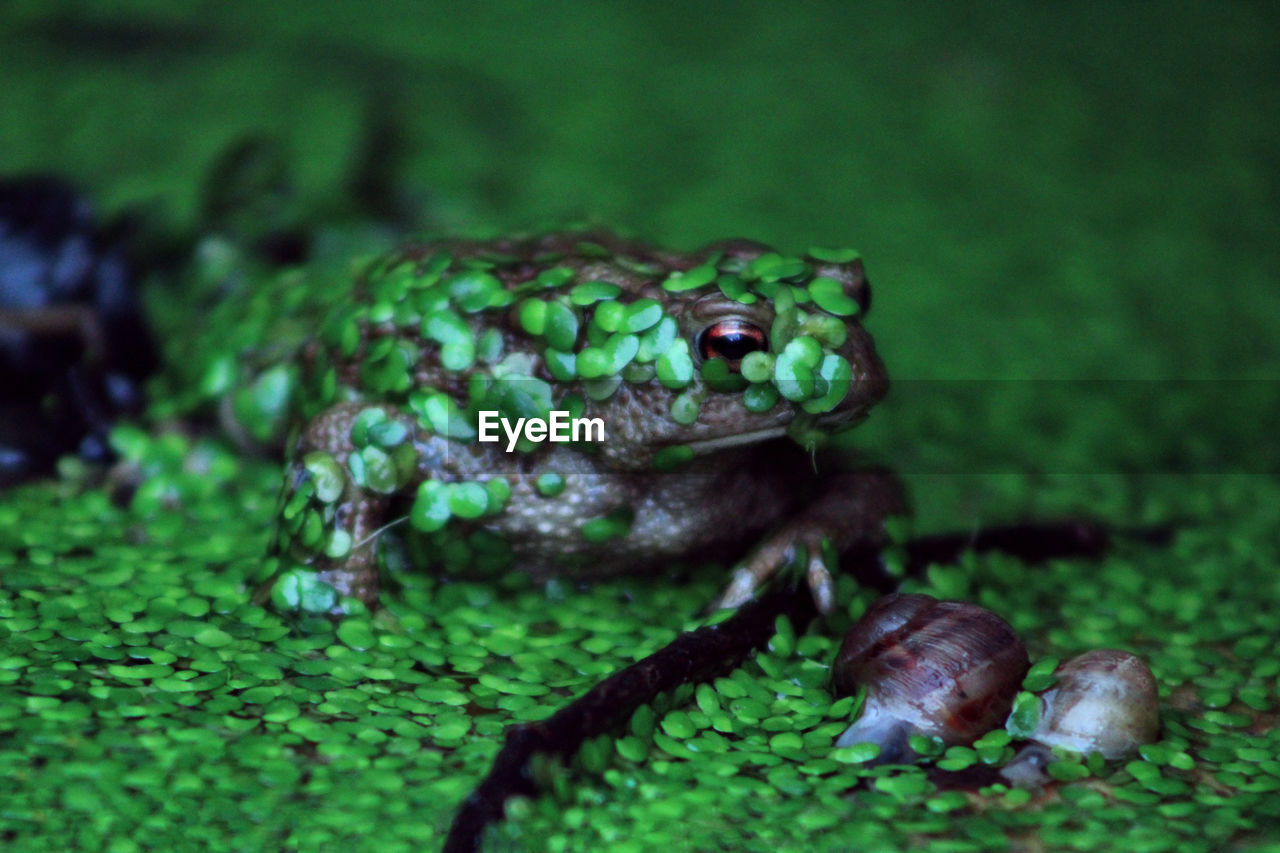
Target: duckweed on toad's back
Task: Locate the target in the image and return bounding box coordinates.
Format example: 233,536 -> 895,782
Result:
232,231 -> 907,616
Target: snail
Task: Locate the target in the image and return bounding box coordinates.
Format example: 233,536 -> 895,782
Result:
832,593 -> 1030,764
1000,648 -> 1160,787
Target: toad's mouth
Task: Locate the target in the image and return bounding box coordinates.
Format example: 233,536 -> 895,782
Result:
683,426 -> 790,455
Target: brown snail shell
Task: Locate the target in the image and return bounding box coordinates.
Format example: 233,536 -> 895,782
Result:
832,593 -> 1030,762
1026,648 -> 1160,759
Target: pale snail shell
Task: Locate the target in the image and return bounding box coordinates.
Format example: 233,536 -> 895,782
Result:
1001,649 -> 1160,787
1028,648 -> 1160,757
832,593 -> 1030,763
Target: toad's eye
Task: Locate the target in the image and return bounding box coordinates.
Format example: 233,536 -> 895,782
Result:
696,320 -> 768,370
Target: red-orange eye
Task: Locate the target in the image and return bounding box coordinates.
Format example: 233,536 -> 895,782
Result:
696,320 -> 768,370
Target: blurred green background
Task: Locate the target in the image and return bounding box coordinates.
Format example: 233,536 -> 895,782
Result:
6,0 -> 1277,484
3,2 -> 1278,850
6,0 -> 1277,374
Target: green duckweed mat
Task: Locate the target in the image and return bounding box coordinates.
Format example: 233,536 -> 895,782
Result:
3,3 -> 1278,851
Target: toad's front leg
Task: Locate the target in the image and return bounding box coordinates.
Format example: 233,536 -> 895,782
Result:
710,467 -> 908,613
260,401 -> 422,614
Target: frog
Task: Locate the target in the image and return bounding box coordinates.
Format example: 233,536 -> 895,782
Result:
251,229 -> 907,616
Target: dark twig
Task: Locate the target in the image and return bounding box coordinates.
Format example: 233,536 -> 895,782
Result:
443,579 -> 819,852
905,519 -> 1112,569
846,519 -> 1133,593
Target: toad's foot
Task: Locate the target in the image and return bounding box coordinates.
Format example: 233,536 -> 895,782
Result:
258,402 -> 415,615
711,525 -> 837,613
709,467 -> 907,615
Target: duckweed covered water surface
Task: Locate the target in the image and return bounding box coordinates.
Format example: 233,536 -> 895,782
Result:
2,436 -> 1277,850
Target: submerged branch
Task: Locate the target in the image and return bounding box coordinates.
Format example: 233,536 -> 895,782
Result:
443,580 -> 818,853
